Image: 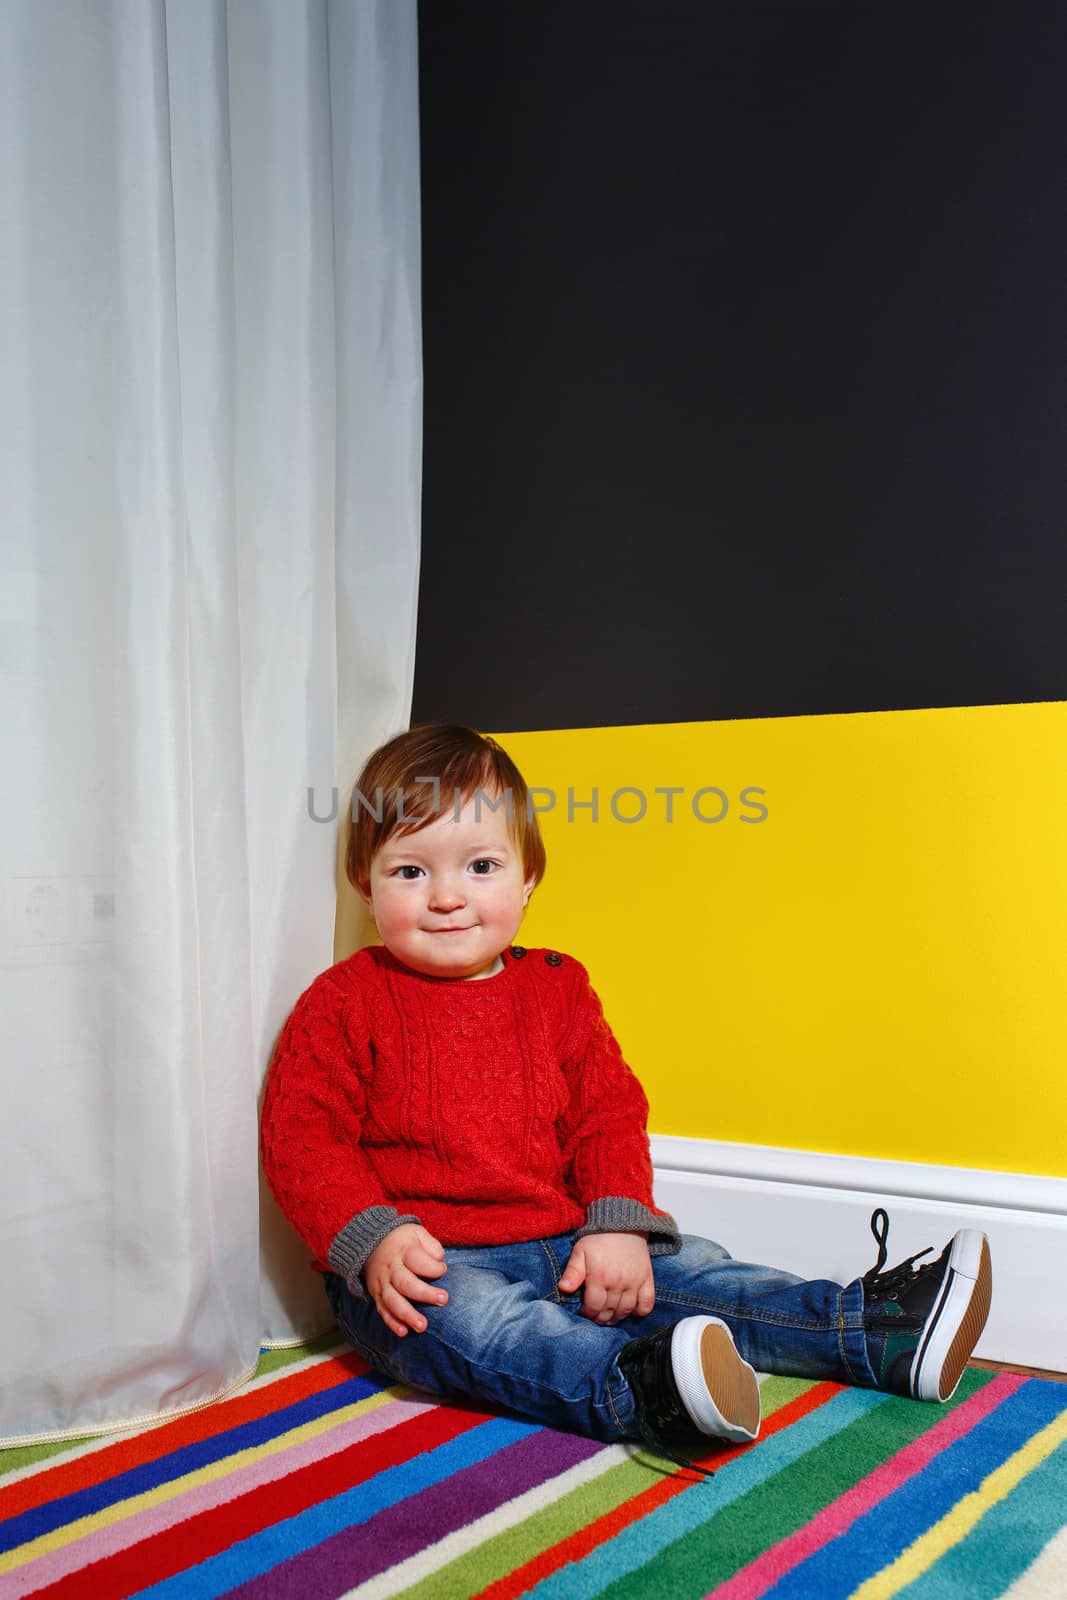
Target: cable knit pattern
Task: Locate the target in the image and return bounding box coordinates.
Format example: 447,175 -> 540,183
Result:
260,945 -> 679,1288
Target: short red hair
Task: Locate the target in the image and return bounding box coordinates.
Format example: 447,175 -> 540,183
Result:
345,724 -> 546,893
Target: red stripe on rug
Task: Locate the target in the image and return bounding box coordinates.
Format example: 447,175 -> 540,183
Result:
24,1403 -> 493,1600
476,1383 -> 843,1600
0,1353 -> 366,1520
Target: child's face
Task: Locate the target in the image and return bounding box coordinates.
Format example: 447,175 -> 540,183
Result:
362,791 -> 535,981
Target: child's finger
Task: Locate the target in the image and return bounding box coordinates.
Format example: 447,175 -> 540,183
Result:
580,1279 -> 608,1318
374,1287 -> 416,1336
406,1245 -> 448,1279
558,1249 -> 587,1291
379,1281 -> 433,1334
392,1264 -> 449,1306
591,1288 -> 632,1323
613,1288 -> 638,1321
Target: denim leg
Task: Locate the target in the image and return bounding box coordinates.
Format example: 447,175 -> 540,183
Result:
324,1234 -> 641,1442
625,1234 -> 874,1388
324,1231 -> 875,1447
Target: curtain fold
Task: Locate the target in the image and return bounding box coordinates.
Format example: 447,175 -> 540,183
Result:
0,0 -> 421,1442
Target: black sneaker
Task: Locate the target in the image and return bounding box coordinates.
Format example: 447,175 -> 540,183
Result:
616,1316 -> 761,1470
861,1208 -> 992,1402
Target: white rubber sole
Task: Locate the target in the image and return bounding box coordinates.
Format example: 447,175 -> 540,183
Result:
670,1316 -> 761,1442
911,1230 -> 993,1402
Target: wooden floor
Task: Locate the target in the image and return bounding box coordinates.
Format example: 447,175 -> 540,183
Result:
972,1358 -> 1067,1385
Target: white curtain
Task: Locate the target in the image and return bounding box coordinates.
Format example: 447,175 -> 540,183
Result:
0,0 -> 421,1442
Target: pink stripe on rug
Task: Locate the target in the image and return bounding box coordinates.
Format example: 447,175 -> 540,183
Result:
706,1373 -> 1025,1600
6,1394 -> 436,1600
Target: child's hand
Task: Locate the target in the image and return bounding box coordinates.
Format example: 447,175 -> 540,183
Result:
558,1232 -> 655,1325
364,1224 -> 449,1337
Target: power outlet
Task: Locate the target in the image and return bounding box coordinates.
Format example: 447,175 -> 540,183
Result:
4,876 -> 115,965
12,877 -> 75,948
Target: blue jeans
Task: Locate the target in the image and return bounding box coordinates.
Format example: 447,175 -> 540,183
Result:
324,1232 -> 874,1443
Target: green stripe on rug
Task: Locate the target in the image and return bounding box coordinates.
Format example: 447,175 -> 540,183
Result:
0,1436 -> 83,1475
391,1378 -> 817,1600
599,1370 -> 994,1600
253,1331 -> 343,1377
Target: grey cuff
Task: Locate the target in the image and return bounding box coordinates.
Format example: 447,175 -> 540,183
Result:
577,1196 -> 682,1257
327,1204 -> 421,1295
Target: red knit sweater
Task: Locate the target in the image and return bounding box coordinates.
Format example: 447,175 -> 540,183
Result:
260,944 -> 676,1285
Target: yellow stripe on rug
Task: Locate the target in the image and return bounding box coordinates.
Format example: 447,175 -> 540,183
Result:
0,1386 -> 400,1575
849,1408 -> 1067,1600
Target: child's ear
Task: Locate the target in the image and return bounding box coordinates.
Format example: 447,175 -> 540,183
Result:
354,874 -> 372,906
522,876 -> 536,909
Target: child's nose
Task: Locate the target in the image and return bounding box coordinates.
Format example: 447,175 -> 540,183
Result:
428,874 -> 466,911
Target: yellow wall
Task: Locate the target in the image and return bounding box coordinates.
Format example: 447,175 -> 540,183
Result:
498,704 -> 1067,1178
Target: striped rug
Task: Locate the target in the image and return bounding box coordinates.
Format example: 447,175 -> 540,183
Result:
3,1338 -> 1066,1599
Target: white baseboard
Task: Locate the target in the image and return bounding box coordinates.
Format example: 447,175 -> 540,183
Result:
650,1134 -> 1067,1374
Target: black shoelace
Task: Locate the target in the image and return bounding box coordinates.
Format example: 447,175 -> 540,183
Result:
860,1207 -> 935,1298
627,1404 -> 717,1480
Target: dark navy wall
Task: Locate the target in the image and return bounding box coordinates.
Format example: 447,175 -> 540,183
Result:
413,1 -> 1067,731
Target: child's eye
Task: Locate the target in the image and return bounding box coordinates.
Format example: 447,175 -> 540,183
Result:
393,865 -> 424,880
469,859 -> 498,875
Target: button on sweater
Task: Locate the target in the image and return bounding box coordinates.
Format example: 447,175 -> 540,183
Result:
260,944 -> 679,1289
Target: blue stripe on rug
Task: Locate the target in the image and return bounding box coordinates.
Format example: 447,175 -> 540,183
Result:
525,1387 -> 894,1600
895,1432 -> 1067,1599
765,1378 -> 1067,1600
0,1373 -> 386,1553
129,1415 -> 536,1600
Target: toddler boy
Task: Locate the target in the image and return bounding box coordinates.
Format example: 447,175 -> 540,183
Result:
261,725 -> 992,1467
